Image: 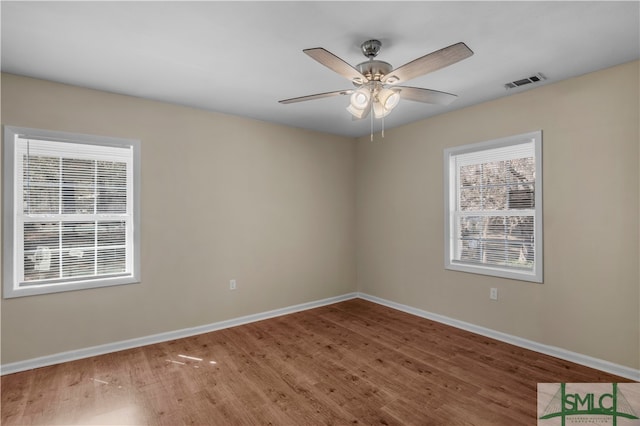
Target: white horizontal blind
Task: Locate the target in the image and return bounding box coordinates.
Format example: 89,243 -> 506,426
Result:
15,137 -> 134,286
452,140 -> 536,271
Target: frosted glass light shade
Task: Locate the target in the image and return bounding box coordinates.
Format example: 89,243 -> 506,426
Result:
373,101 -> 391,118
377,88 -> 400,110
350,88 -> 371,109
347,103 -> 369,118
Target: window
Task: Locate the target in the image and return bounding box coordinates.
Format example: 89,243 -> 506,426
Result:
3,126 -> 140,298
444,131 -> 542,283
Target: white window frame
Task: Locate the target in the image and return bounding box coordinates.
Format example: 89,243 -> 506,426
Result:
444,131 -> 543,283
3,126 -> 141,298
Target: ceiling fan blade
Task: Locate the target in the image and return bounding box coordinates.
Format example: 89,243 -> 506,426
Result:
382,42 -> 473,85
303,48 -> 368,83
279,89 -> 352,104
396,86 -> 458,105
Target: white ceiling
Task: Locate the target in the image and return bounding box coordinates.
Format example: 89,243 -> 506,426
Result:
2,1 -> 639,138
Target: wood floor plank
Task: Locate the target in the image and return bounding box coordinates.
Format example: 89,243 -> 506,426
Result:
2,298 -> 635,425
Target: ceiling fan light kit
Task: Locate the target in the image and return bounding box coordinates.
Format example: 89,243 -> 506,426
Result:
378,88 -> 400,110
350,88 -> 371,109
346,103 -> 370,119
372,101 -> 392,119
279,39 -> 474,139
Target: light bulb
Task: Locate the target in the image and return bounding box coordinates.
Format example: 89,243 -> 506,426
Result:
377,88 -> 400,110
373,101 -> 391,119
350,88 -> 371,109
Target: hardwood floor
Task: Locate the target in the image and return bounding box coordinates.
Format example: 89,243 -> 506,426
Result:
1,298 -> 634,425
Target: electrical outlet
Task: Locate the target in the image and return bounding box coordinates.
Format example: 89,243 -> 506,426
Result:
229,279 -> 236,290
490,288 -> 498,300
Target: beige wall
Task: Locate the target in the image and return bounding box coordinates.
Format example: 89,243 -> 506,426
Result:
356,60 -> 640,369
2,61 -> 638,371
1,73 -> 357,364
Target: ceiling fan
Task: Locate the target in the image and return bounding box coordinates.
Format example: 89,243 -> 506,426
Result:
279,39 -> 474,124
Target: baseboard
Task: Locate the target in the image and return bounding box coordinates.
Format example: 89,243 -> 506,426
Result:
357,292 -> 640,382
4,291 -> 638,381
0,292 -> 359,376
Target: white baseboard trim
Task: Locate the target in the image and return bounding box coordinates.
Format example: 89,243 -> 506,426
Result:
3,291 -> 638,381
0,292 -> 358,376
357,292 -> 640,382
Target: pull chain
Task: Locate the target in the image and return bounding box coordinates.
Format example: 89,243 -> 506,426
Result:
370,106 -> 374,141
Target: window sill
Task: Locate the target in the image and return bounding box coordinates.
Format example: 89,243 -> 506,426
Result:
3,275 -> 141,299
445,261 -> 543,283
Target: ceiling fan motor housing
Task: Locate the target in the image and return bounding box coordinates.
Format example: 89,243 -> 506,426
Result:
356,60 -> 393,84
355,40 -> 393,84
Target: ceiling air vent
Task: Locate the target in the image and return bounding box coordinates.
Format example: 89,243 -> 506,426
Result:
504,73 -> 546,89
